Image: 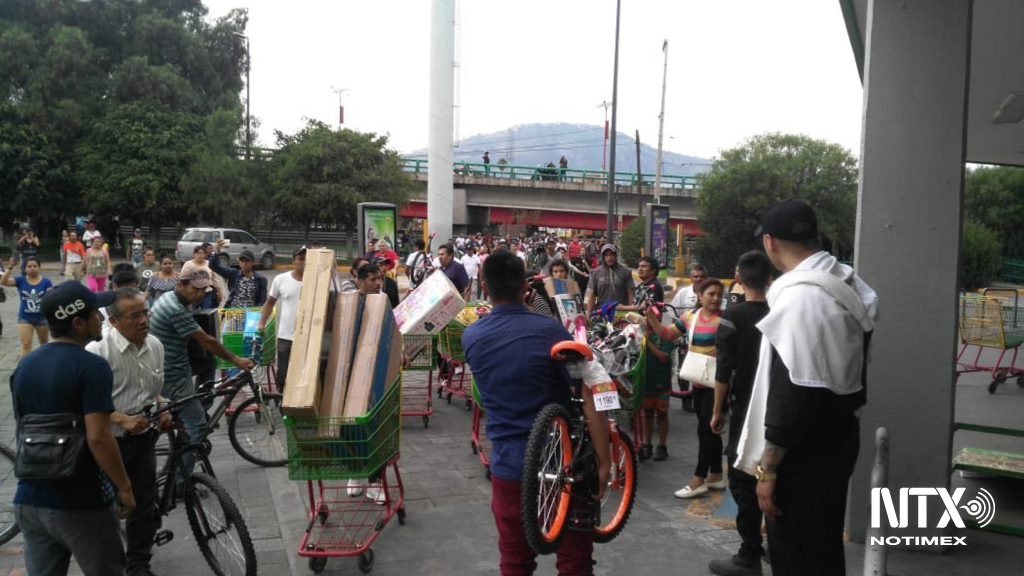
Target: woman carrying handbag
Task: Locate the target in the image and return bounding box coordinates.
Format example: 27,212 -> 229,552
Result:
646,277 -> 727,499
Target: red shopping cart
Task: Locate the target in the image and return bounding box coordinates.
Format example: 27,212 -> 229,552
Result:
401,334 -> 436,427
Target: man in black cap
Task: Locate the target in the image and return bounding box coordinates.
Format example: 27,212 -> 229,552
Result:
209,240 -> 268,309
583,243 -> 634,317
734,199 -> 879,576
12,282 -> 135,575
258,245 -> 307,390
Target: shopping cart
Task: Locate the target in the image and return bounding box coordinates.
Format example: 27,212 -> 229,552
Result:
219,307 -> 279,394
956,291 -> 1024,393
469,377 -> 492,479
401,334 -> 436,427
284,377 -> 406,573
610,338 -> 648,456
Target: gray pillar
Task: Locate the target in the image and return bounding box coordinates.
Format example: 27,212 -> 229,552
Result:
427,0 -> 455,244
849,0 -> 972,546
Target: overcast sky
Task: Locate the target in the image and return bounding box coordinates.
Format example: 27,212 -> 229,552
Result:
202,0 -> 864,163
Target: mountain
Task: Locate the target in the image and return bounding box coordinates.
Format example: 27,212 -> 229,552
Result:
407,122 -> 712,177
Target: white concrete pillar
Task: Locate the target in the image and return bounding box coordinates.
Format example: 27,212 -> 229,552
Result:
849,0 -> 972,545
428,0 -> 455,244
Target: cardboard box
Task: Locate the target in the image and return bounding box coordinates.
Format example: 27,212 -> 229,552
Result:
344,294 -> 403,417
553,293 -> 586,329
393,271 -> 465,334
543,277 -> 580,298
318,292 -> 365,435
283,248 -> 335,417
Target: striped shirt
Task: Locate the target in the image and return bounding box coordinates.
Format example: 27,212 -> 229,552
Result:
675,310 -> 721,388
86,328 -> 165,436
149,291 -> 202,383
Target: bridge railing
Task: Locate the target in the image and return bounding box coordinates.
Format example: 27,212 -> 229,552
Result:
402,158 -> 702,190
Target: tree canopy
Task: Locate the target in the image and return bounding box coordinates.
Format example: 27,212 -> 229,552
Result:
964,165 -> 1024,259
694,133 -> 859,275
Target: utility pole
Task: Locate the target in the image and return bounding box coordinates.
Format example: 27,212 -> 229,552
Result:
654,39 -> 668,204
606,0 -> 622,242
635,130 -> 643,219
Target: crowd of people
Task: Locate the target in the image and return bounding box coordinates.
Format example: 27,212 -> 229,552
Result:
2,200 -> 878,576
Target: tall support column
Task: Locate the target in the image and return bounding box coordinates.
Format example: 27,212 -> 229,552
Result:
848,0 -> 972,545
428,0 -> 455,244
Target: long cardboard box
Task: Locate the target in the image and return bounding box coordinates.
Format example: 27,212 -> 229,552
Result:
318,291 -> 365,435
283,248 -> 335,417
344,294 -> 403,417
543,276 -> 580,297
393,271 -> 465,334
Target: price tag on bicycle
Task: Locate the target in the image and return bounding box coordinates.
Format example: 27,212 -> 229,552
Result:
592,381 -> 620,412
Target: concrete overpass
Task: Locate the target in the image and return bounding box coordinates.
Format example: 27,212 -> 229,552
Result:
399,158 -> 703,234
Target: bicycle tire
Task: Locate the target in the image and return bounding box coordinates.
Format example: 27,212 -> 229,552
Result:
185,472 -> 257,576
593,430 -> 637,543
227,393 -> 286,467
0,443 -> 20,545
521,404 -> 573,555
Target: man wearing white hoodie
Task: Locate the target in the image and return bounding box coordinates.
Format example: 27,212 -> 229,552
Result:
735,200 -> 879,576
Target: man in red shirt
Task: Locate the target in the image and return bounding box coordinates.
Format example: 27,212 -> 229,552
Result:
567,236 -> 583,260
373,240 -> 400,273
62,231 -> 87,281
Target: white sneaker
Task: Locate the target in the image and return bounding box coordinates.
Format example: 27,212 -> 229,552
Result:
347,478 -> 363,497
674,484 -> 708,499
365,484 -> 386,505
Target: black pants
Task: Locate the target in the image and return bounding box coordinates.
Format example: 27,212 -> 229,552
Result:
726,397 -> 763,561
117,431 -> 161,574
277,338 -> 292,392
766,417 -> 859,576
692,386 -> 722,478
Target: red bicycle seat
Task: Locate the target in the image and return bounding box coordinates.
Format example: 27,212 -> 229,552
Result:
550,341 -> 593,362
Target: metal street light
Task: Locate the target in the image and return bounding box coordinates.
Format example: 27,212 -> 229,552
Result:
330,86 -> 350,129
606,0 -> 622,242
232,32 -> 251,161
596,100 -> 611,171
654,39 -> 668,204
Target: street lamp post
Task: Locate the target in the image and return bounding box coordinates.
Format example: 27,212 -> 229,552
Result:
654,39 -> 668,204
330,86 -> 349,129
233,32 -> 251,161
606,0 -> 622,242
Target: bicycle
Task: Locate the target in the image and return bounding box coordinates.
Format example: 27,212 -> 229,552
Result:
142,391 -> 258,576
0,443 -> 18,545
520,319 -> 638,555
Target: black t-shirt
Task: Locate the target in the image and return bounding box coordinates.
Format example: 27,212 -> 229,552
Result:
633,279 -> 664,306
12,342 -> 116,509
715,301 -> 769,404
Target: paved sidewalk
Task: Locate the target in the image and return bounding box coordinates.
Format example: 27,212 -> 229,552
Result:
1,273 -> 1023,575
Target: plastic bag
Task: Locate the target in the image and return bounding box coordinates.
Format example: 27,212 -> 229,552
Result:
580,357 -> 614,390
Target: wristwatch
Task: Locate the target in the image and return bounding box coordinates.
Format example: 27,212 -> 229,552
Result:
755,464 -> 777,482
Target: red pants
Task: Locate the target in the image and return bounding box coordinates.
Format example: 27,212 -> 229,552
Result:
491,475 -> 595,576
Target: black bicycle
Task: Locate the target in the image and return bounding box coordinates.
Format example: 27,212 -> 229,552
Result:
143,392 -> 257,576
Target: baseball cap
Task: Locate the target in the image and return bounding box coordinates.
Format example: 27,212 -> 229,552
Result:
239,249 -> 255,261
292,245 -> 308,258
180,269 -> 213,290
601,243 -> 618,255
41,281 -> 116,326
755,199 -> 819,241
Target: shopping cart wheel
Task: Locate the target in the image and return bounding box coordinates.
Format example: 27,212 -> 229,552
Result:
447,393 -> 453,404
308,556 -> 327,573
465,399 -> 473,411
358,549 -> 374,573
471,442 -> 478,455
988,380 -> 1000,394
1017,375 -> 1024,387
423,415 -> 430,428
397,508 -> 407,525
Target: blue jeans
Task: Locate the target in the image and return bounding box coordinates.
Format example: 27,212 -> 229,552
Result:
162,374 -> 207,482
16,504 -> 126,576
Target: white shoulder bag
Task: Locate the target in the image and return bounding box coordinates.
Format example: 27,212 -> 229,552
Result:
677,314 -> 717,386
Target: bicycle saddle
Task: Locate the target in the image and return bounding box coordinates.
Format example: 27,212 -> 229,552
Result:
550,340 -> 594,362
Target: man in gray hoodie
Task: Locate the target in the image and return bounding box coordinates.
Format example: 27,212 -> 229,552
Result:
736,200 -> 879,576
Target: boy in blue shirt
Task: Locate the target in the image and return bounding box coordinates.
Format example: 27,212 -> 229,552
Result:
463,249 -> 610,575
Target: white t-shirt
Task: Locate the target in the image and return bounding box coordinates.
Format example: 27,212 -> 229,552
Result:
82,229 -> 100,244
405,251 -> 421,268
670,284 -> 698,313
269,272 -> 303,341
461,254 -> 480,278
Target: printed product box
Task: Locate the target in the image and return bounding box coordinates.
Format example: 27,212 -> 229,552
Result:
318,292 -> 365,436
344,294 -> 403,417
283,248 -> 335,417
393,271 -> 465,334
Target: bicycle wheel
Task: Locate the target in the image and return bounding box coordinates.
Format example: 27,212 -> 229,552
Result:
593,430 -> 637,543
521,404 -> 573,555
185,472 -> 257,576
227,392 -> 286,467
0,443 -> 20,545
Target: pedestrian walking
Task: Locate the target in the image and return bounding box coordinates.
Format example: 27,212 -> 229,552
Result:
85,235 -> 111,292
62,231 -> 87,282
482,151 -> 490,175
559,155 -> 568,181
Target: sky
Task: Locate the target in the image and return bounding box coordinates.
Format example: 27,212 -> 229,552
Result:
201,0 -> 865,163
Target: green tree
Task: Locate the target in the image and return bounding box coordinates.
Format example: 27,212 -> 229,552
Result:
964,165 -> 1024,259
0,101 -> 69,232
75,101 -> 203,232
960,220 -> 1003,290
694,133 -> 858,275
269,121 -> 418,234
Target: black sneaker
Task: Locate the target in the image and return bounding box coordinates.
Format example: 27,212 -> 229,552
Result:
653,445 -> 668,461
640,444 -> 652,461
682,396 -> 695,413
708,554 -> 763,576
